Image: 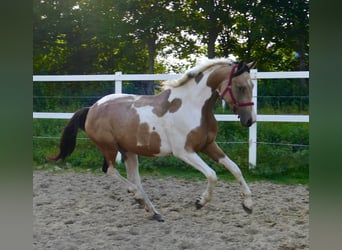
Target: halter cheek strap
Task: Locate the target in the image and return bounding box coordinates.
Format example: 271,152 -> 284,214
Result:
220,64 -> 254,114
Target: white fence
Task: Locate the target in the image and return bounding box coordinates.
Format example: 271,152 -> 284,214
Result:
33,70 -> 309,168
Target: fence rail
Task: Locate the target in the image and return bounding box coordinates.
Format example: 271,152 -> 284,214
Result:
33,70 -> 309,168
33,112 -> 309,123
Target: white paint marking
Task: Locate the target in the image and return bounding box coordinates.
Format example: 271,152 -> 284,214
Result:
97,94 -> 132,105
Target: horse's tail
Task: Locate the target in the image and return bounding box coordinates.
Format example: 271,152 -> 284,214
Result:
47,107 -> 90,161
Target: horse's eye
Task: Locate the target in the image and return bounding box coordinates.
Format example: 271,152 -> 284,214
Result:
238,86 -> 245,92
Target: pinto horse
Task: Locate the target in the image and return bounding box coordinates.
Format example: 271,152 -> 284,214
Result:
49,58 -> 257,222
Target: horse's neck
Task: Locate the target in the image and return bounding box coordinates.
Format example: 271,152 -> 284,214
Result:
171,78 -> 213,107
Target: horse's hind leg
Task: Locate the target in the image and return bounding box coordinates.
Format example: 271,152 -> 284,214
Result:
202,142 -> 253,213
103,149 -> 163,221
123,152 -> 163,221
124,152 -> 144,202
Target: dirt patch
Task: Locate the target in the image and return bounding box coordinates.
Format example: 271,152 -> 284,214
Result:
33,171 -> 309,249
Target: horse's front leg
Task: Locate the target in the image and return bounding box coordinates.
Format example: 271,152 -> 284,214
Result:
202,142 -> 253,213
175,152 -> 217,209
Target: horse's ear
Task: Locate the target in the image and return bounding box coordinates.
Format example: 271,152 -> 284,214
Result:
247,61 -> 257,69
237,61 -> 244,70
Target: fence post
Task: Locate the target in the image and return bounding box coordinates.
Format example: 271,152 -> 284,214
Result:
115,71 -> 122,94
249,69 -> 258,168
115,71 -> 122,163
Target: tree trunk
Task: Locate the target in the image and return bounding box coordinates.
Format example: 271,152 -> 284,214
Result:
297,36 -> 308,86
207,29 -> 219,59
298,37 -> 307,71
145,34 -> 156,95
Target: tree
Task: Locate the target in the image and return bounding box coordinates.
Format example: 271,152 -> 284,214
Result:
230,0 -> 309,71
33,0 -> 150,75
111,0 -> 187,93
178,0 -> 236,59
33,0 -> 309,76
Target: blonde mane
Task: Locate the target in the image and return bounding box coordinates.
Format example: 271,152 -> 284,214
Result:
162,58 -> 234,89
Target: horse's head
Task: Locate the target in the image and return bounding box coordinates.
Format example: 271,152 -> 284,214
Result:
218,61 -> 257,127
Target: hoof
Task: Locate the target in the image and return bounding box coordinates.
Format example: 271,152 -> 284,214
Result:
134,198 -> 145,209
242,203 -> 253,214
152,213 -> 164,222
195,199 -> 203,210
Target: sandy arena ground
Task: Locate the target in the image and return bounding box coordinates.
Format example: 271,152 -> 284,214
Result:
33,171 -> 309,250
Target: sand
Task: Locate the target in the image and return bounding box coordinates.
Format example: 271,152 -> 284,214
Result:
33,171 -> 309,249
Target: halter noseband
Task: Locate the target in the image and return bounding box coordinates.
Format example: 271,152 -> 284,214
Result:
220,63 -> 254,114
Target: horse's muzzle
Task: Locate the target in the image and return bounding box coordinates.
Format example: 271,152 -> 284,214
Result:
240,118 -> 255,127
239,111 -> 256,127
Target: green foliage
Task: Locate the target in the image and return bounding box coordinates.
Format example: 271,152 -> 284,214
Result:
34,0 -> 309,76
33,81 -> 115,112
258,79 -> 309,114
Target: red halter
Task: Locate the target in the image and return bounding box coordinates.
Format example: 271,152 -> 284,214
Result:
220,64 -> 254,114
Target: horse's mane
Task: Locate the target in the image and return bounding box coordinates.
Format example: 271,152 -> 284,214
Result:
162,58 -> 234,89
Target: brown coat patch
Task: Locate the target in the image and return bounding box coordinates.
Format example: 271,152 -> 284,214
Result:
207,66 -> 230,90
201,142 -> 225,162
184,92 -> 220,152
169,98 -> 182,113
136,123 -> 162,154
134,89 -> 182,116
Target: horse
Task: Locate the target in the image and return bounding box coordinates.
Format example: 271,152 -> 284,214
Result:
48,58 -> 257,222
